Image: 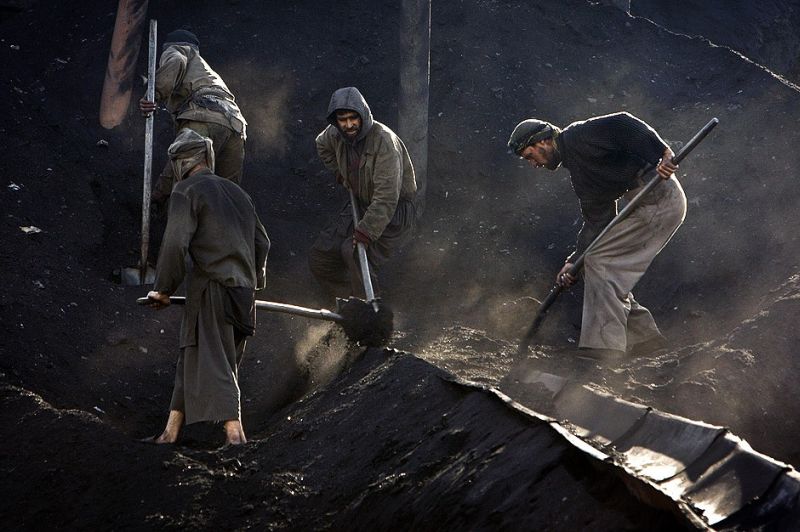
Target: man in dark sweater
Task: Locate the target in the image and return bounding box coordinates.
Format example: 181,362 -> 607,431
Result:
145,128 -> 269,445
508,112 -> 685,360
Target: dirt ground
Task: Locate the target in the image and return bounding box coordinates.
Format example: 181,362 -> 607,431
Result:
2,0 -> 800,529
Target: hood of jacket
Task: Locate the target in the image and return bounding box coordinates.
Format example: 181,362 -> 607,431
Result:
326,87 -> 374,143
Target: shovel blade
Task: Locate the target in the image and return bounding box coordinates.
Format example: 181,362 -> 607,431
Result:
337,296 -> 394,347
120,265 -> 156,285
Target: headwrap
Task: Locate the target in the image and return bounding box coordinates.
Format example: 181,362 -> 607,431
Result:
167,128 -> 215,180
507,119 -> 560,155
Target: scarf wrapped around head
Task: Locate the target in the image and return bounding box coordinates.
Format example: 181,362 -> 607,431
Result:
507,119 -> 561,155
168,128 -> 215,179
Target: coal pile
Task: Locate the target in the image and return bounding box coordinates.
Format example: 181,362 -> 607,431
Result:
3,0 -> 800,529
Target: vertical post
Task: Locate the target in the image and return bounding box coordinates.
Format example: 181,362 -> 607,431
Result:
140,19 -> 156,284
99,0 -> 149,129
398,0 -> 431,221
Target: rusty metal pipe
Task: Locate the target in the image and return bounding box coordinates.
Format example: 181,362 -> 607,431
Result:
99,0 -> 149,129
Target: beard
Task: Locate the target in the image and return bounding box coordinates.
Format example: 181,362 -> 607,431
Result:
542,145 -> 562,170
341,129 -> 360,144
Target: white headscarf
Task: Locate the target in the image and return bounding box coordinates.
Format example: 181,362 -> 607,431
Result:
167,128 -> 215,180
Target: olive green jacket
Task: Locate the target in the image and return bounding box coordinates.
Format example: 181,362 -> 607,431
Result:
315,87 -> 416,240
154,169 -> 269,347
155,44 -> 247,138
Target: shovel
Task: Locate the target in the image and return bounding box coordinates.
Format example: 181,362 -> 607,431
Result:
348,189 -> 380,313
121,19 -> 157,285
137,295 -> 393,347
516,117 -> 719,356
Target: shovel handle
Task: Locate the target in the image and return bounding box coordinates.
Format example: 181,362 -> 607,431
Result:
516,284 -> 563,356
140,19 -> 157,285
137,296 -> 344,322
672,117 -> 719,164
348,189 -> 380,312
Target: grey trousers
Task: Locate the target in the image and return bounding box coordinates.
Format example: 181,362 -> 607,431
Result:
309,199 -> 415,302
170,282 -> 246,425
580,176 -> 687,352
154,120 -> 245,199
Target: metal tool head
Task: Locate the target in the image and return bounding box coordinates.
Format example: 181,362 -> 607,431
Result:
337,297 -> 394,347
119,264 -> 156,285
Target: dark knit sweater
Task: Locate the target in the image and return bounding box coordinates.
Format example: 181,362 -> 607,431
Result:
558,112 -> 668,261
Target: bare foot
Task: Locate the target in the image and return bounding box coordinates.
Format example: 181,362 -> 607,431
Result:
153,431 -> 178,444
224,420 -> 246,445
154,410 -> 184,444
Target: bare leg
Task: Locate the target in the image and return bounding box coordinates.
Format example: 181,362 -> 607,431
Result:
224,419 -> 247,445
154,410 -> 184,444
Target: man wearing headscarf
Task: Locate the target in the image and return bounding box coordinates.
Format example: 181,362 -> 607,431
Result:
310,87 -> 417,302
145,128 -> 269,446
140,29 -> 248,207
508,112 -> 685,361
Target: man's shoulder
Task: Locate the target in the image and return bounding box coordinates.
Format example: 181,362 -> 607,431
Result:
181,168 -> 217,182
176,170 -> 227,194
366,121 -> 404,150
567,111 -> 635,130
183,173 -> 255,206
317,124 -> 338,142
161,44 -> 191,64
370,120 -> 398,138
563,113 -> 648,147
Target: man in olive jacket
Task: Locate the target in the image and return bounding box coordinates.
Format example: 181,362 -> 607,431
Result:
310,87 -> 416,302
139,29 -> 247,205
145,129 -> 269,446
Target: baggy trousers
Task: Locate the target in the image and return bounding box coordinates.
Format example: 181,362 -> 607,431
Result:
580,176 -> 687,352
170,282 -> 246,425
154,120 -> 245,199
309,199 -> 415,301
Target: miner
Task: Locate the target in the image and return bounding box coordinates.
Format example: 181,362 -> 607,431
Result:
139,29 -> 247,208
309,86 -> 417,302
145,129 -> 269,446
508,112 -> 684,361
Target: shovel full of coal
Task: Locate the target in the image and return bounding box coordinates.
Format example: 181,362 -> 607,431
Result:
137,295 -> 393,347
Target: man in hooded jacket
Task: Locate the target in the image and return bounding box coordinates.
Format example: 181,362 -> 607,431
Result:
145,128 -> 269,446
139,29 -> 248,206
310,87 -> 417,302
